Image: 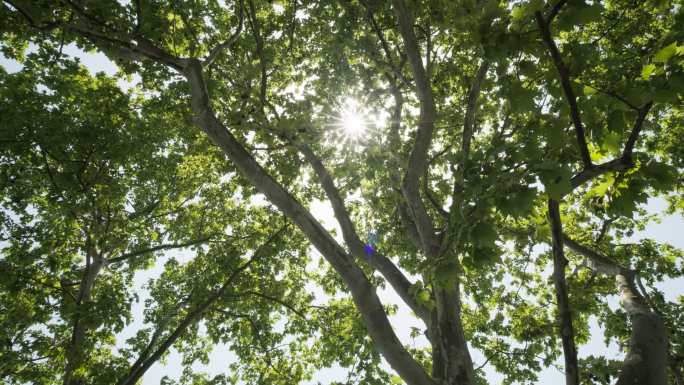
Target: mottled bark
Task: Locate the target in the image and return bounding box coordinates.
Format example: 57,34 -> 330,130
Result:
563,237 -> 669,385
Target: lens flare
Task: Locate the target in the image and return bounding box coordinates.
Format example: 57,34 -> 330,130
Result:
337,100 -> 367,138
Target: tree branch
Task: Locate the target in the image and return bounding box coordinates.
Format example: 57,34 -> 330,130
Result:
535,10 -> 592,168
246,0 -> 268,114
242,290 -> 309,320
451,61 -> 489,202
565,101 -> 653,194
621,101 -> 653,165
106,234 -> 216,264
64,244 -> 105,385
133,0 -> 142,32
361,0 -> 410,86
560,236 -> 668,384
569,158 -> 629,191
562,235 -> 625,276
203,0 -> 244,68
547,199 -> 579,385
298,143 -> 431,324
392,0 -> 438,253
182,60 -> 435,385
461,61 -> 489,159
117,225 -> 287,385
545,0 -> 568,25
387,84 -> 422,250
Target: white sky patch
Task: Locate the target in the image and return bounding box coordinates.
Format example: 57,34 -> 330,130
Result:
0,42 -> 141,91
272,2 -> 285,14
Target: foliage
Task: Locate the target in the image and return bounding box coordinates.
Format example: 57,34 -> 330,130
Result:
1,0 -> 683,384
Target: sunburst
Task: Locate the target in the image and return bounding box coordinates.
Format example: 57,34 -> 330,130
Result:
335,99 -> 368,140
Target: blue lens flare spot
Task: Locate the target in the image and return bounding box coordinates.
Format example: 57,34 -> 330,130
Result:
364,244 -> 375,256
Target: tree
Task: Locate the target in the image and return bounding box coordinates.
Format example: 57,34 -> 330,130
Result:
0,57 -> 316,385
1,0 -> 683,384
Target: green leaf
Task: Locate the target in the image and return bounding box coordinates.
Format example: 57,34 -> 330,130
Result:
575,4 -> 603,24
641,64 -> 657,80
607,111 -> 626,133
499,187 -> 537,218
653,88 -> 679,104
601,131 -> 621,153
583,85 -> 598,96
537,164 -> 573,199
545,176 -> 573,200
471,221 -> 498,247
654,42 -> 678,63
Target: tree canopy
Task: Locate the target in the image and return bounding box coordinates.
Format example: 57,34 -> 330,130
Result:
1,0 -> 683,384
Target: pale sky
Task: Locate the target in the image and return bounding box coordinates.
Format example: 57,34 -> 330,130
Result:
1,45 -> 682,385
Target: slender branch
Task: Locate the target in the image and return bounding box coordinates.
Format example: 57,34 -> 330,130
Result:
573,80 -> 638,110
452,61 -> 489,202
62,0 -> 118,33
298,143 -> 431,324
64,244 -> 105,385
444,61 -> 489,255
423,176 -> 449,219
621,101 -> 653,165
203,0 -> 244,67
546,0 -> 568,25
569,158 -> 628,190
361,0 -> 410,86
461,62 -> 490,159
547,199 -> 579,385
247,0 -> 268,114
562,235 -> 624,276
133,0 -> 142,32
3,0 -> 57,30
386,84 -> 422,250
242,290 -> 309,319
9,0 -> 186,71
106,234 -> 216,264
117,225 -> 287,385
535,10 -> 592,168
565,101 -> 653,194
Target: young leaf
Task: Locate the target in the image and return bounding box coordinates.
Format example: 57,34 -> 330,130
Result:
654,42 -> 678,63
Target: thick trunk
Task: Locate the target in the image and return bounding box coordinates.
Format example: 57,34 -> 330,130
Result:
431,283 -> 475,385
615,273 -> 668,385
563,237 -> 669,385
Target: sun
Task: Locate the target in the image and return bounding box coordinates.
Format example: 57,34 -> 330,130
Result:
337,100 -> 368,138
341,109 -> 366,136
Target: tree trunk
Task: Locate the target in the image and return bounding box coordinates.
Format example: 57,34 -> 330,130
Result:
562,237 -> 669,385
429,273 -> 475,385
63,248 -> 104,385
615,273 -> 668,385
549,200 -> 580,385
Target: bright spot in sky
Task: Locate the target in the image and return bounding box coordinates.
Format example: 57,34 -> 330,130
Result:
338,100 -> 367,138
